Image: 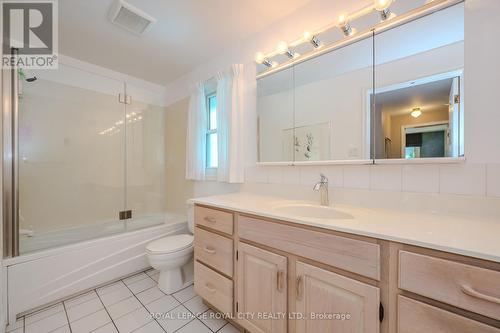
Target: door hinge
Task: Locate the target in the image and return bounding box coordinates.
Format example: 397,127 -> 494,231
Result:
236,250 -> 239,261
379,302 -> 384,322
236,302 -> 239,312
118,93 -> 132,105
119,210 -> 132,220
454,94 -> 460,104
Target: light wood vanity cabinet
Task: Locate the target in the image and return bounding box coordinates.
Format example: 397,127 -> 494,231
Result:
294,261 -> 379,333
193,206 -> 235,316
236,242 -> 288,333
193,204 -> 500,333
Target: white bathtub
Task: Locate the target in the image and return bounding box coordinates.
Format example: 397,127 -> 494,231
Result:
2,214 -> 187,325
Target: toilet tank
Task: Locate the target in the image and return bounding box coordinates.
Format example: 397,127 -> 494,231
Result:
187,201 -> 195,234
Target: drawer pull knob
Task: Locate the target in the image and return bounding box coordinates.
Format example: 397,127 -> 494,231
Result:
203,246 -> 216,254
461,285 -> 500,305
204,217 -> 216,223
205,283 -> 216,293
277,270 -> 285,292
296,276 -> 304,300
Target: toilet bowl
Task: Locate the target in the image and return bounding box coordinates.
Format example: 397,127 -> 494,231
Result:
146,204 -> 195,294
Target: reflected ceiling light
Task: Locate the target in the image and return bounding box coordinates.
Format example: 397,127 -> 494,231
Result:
338,14 -> 354,36
254,52 -> 273,67
374,0 -> 395,21
411,107 -> 422,118
303,31 -> 323,49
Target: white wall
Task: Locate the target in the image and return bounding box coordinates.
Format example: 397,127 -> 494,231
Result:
165,0 -> 500,201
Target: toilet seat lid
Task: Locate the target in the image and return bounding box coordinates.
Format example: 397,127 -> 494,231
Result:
146,234 -> 193,254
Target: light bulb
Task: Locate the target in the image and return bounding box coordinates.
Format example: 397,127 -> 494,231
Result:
374,0 -> 393,11
411,108 -> 422,118
254,52 -> 265,64
277,41 -> 288,54
338,13 -> 348,25
303,31 -> 312,41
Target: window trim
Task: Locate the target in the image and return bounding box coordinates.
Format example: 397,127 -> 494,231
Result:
205,93 -> 218,171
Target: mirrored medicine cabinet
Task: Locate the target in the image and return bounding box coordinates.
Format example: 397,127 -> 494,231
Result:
256,1 -> 465,165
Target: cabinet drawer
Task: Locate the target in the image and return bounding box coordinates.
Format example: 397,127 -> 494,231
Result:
195,205 -> 233,235
399,251 -> 500,321
238,215 -> 380,280
194,261 -> 233,315
398,296 -> 500,333
195,227 -> 233,277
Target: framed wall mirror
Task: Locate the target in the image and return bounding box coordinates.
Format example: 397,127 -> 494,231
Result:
257,66 -> 295,163
292,35 -> 374,163
256,0 -> 464,165
372,2 -> 464,161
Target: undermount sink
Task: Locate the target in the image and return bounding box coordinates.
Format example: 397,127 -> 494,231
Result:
272,203 -> 354,220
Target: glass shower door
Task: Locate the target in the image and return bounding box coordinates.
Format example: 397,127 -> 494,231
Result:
124,83 -> 167,231
18,64 -> 126,253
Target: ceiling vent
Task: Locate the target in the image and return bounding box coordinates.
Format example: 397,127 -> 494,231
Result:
109,0 -> 156,35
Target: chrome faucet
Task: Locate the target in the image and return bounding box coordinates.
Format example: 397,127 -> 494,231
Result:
313,174 -> 329,206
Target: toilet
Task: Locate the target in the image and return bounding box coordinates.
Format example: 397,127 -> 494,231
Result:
146,208 -> 194,294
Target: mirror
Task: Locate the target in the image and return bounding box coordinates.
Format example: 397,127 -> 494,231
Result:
293,35 -> 374,162
257,34 -> 374,163
256,1 -> 465,164
257,66 -> 295,163
372,3 -> 464,160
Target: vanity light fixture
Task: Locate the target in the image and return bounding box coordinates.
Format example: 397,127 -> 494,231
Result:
411,107 -> 422,118
303,31 -> 323,49
277,40 -> 299,59
374,0 -> 396,21
254,0 -> 451,73
254,52 -> 273,67
338,14 -> 354,37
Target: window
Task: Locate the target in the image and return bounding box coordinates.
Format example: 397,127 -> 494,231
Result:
206,94 -> 218,168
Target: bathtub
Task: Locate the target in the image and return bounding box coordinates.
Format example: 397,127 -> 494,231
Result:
2,213 -> 187,325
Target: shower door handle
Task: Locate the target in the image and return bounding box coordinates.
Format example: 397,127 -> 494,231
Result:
119,210 -> 132,220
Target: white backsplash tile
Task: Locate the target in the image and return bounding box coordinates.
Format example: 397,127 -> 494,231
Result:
439,164 -> 486,196
282,167 -> 300,185
321,166 -> 343,188
343,165 -> 371,189
299,166 -> 322,186
370,165 -> 402,191
486,164 -> 500,197
245,166 -> 268,183
267,167 -> 283,184
402,165 -> 440,193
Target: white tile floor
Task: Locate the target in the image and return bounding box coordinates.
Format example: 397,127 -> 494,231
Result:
6,269 -> 241,333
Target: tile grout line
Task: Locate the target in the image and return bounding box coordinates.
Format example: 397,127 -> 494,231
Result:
121,277 -> 168,333
181,295 -> 223,333
159,303 -> 194,333
94,287 -> 120,333
61,301 -> 73,333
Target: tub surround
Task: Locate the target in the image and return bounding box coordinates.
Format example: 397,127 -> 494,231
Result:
3,219 -> 187,325
190,192 -> 500,263
191,194 -> 500,333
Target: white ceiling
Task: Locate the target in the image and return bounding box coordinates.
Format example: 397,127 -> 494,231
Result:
377,78 -> 453,116
59,0 -> 316,85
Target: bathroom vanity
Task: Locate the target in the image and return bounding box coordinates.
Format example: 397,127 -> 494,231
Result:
192,194 -> 500,333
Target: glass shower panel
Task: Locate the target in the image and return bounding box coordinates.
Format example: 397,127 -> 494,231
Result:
124,83 -> 166,231
18,64 -> 126,253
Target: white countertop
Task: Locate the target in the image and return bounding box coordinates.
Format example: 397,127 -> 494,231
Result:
190,192 -> 500,263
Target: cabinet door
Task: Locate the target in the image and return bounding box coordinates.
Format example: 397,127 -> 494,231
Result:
236,242 -> 287,333
295,261 -> 380,333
